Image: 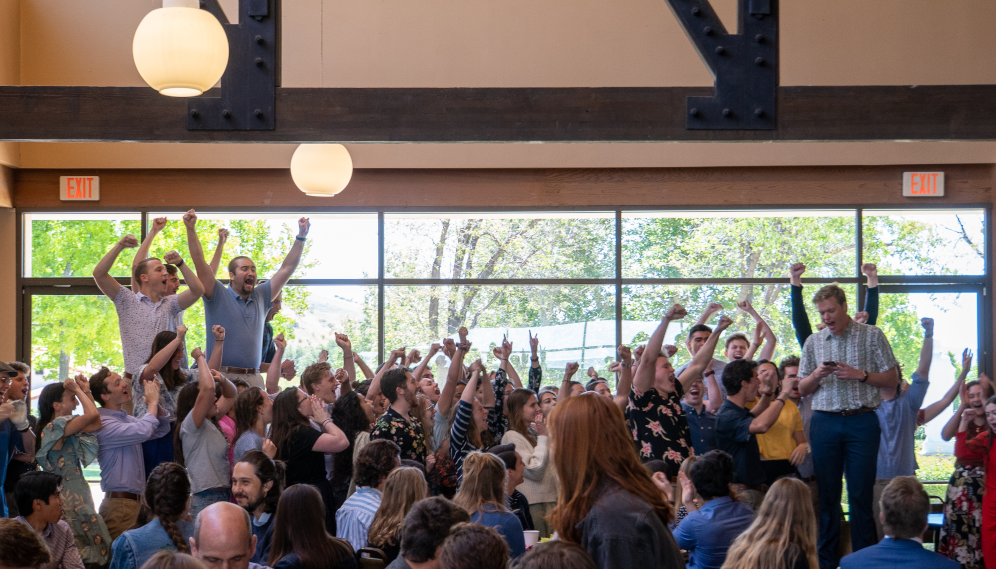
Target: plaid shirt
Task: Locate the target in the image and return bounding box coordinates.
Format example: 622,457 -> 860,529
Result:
16,518 -> 84,569
800,320 -> 898,412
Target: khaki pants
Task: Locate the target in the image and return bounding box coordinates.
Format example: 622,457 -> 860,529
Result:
99,498 -> 142,543
529,502 -> 556,539
872,478 -> 890,542
221,368 -> 266,390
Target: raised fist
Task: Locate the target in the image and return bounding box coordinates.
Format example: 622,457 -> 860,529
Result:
716,315 -> 734,331
297,218 -> 311,238
789,263 -> 806,280
565,363 -> 580,377
664,345 -> 678,358
151,217 -> 168,232
706,302 -> 723,313
163,251 -> 182,265
273,333 -> 286,350
212,325 -> 226,341
119,235 -> 139,248
191,347 -> 204,360
218,227 -> 229,242
182,209 -> 197,228
666,304 -> 687,321
921,317 -> 934,334
176,324 -> 188,336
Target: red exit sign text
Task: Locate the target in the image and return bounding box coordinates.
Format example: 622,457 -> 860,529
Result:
902,172 -> 944,197
59,176 -> 100,201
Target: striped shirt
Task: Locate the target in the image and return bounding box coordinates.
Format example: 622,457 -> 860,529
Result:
335,486 -> 382,552
799,320 -> 898,412
449,399 -> 480,484
16,518 -> 84,569
113,288 -> 182,376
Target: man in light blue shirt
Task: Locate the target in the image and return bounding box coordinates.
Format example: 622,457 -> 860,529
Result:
673,450 -> 755,569
185,210 -> 311,389
336,439 -> 399,551
91,367 -> 171,541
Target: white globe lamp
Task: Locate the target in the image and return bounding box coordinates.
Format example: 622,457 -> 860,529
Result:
133,0 -> 229,97
290,144 -> 354,197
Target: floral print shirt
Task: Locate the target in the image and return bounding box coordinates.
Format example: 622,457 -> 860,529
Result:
626,382 -> 692,477
370,407 -> 428,465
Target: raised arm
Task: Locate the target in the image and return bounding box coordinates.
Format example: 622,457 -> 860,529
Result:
164,250 -> 204,310
189,348 -> 217,428
676,315 -> 733,392
942,382 -> 968,441
266,217 -> 310,299
496,338 -> 522,388
789,263 -> 813,349
93,234 -> 138,300
352,351 -> 375,381
634,304 -> 687,393
558,363 -> 580,402
612,346 -> 634,412
369,347 -> 406,401
749,379 -> 794,434
740,300 -> 776,361
440,336 -> 467,417
131,217 -> 167,290
309,397 -> 350,453
206,325 -> 225,371
60,376 -> 102,437
696,302 -> 723,326
183,209 -> 216,299
212,369 -> 238,417
208,228 -> 229,277
527,332 -> 542,393
412,343 -> 440,382
862,263 -> 880,326
335,333 -> 356,394
266,334 -> 286,395
922,348 -> 970,425
141,325 -> 188,382
745,321 -> 763,361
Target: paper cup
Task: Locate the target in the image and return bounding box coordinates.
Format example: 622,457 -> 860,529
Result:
523,530 -> 540,548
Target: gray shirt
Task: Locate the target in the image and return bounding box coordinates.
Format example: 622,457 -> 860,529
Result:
204,280 -> 273,369
799,320 -> 898,412
113,287 -> 182,376
179,412 -> 231,493
233,429 -> 265,463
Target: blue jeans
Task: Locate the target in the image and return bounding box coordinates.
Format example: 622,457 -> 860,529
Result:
810,410 -> 880,569
189,488 -> 231,522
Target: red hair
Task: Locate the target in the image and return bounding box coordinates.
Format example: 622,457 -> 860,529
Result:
548,394 -> 673,542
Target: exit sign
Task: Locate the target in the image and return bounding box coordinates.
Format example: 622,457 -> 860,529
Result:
903,172 -> 944,197
60,176 -> 100,201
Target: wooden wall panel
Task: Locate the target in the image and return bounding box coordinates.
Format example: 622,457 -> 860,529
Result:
12,164 -> 994,209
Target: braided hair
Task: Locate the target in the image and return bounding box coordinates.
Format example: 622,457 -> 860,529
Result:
145,463 -> 192,553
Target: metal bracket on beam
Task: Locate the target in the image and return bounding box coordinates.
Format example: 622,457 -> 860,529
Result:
666,0 -> 778,130
188,0 -> 279,130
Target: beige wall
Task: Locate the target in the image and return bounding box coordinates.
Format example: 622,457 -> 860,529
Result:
0,0 -> 19,167
16,0 -> 996,89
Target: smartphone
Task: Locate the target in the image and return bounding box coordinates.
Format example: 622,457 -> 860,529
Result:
823,360 -> 837,366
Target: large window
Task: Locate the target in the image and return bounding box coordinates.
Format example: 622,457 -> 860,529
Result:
18,208 -> 990,396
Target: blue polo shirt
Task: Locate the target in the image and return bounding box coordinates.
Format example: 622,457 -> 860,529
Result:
204,280 -> 273,369
0,419 -> 26,517
682,402 -> 717,456
673,496 -> 755,569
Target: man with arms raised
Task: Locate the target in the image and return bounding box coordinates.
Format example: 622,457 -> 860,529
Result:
93,229 -> 204,383
93,229 -> 202,381
90,367 -> 171,541
798,284 -> 899,569
185,210 -> 311,389
630,304 -> 732,476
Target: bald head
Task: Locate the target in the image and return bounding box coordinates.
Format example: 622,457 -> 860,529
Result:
190,502 -> 256,569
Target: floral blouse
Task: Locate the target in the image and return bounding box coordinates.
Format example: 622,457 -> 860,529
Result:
626,382 -> 692,476
370,407 -> 428,464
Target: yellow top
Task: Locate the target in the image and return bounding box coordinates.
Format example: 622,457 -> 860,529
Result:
749,398 -> 804,460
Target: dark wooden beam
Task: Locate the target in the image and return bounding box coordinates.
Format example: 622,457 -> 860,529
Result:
0,85 -> 994,143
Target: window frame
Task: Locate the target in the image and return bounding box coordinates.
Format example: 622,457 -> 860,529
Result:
15,203 -> 992,378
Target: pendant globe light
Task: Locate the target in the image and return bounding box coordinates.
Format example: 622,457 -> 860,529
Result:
133,0 -> 229,97
290,144 -> 354,197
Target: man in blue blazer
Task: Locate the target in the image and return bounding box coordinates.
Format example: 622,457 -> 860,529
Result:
840,476 -> 957,569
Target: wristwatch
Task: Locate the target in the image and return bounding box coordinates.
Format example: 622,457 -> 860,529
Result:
860,370 -> 869,383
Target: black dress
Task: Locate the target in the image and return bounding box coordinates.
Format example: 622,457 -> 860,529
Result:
283,426 -> 337,534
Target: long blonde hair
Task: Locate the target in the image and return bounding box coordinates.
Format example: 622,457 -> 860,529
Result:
453,452 -> 507,514
721,478 -> 818,569
367,467 -> 427,548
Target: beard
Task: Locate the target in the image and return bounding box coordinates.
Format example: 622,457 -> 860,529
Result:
237,492 -> 266,513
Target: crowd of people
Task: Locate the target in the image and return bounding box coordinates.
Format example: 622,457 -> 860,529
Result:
0,214 -> 992,569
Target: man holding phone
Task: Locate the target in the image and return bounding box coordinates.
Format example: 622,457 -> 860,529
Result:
798,284 -> 899,569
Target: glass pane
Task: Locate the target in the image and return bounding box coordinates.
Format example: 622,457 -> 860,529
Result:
877,292 -> 978,462
23,213 -> 142,278
863,209 -> 985,276
385,285 -> 616,387
623,210 -> 857,279
622,283 -> 859,365
384,212 -> 615,279
147,212 -> 379,280
31,294 -> 123,383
